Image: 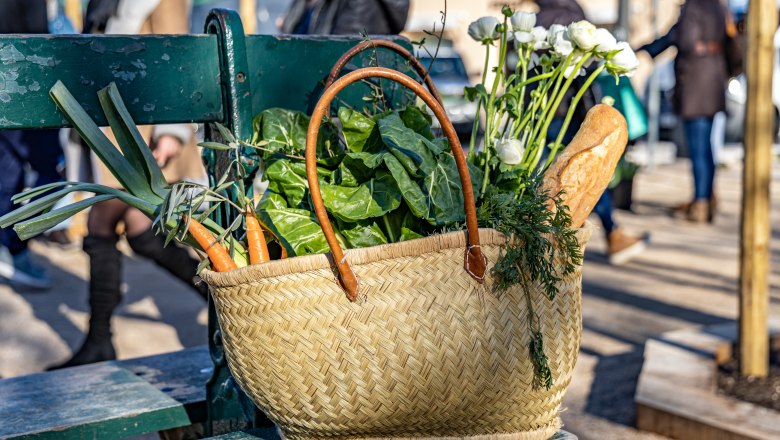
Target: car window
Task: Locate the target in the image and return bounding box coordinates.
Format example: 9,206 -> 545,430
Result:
419,56 -> 468,81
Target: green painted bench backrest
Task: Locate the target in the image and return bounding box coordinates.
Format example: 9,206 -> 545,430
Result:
0,35 -> 412,130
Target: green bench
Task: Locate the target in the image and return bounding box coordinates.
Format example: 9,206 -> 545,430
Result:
0,9 -> 577,439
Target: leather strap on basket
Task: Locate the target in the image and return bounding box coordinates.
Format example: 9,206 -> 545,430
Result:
306,67 -> 487,302
324,40 -> 444,108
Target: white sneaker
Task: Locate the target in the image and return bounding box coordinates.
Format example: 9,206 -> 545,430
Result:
0,247 -> 51,290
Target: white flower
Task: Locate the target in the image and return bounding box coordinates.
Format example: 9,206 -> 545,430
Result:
468,17 -> 500,43
609,42 -> 639,76
594,28 -> 618,53
563,64 -> 586,78
566,20 -> 598,51
513,31 -> 534,44
546,24 -> 575,57
495,138 -> 525,165
531,26 -> 549,50
511,12 -> 536,32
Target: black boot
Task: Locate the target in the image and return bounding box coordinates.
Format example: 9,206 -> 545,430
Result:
127,229 -> 207,299
48,235 -> 121,370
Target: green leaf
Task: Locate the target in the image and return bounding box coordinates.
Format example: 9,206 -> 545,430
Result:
337,151 -> 387,185
400,106 -> 434,140
11,181 -> 81,203
14,194 -> 115,240
400,226 -> 424,241
423,153 -> 466,225
337,218 -> 388,248
198,141 -> 234,150
264,158 -> 309,209
320,171 -> 401,222
257,204 -> 337,257
252,108 -> 340,158
49,81 -> 161,203
98,83 -> 168,198
383,155 -> 429,220
338,107 -> 383,152
378,112 -> 437,178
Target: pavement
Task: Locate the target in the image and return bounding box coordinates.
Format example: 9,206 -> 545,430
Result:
1,155 -> 779,439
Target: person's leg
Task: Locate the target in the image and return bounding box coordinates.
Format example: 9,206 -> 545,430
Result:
683,117 -> 716,200
593,190 -> 616,236
683,117 -> 715,222
49,199 -> 128,369
124,208 -> 207,299
0,131 -> 27,256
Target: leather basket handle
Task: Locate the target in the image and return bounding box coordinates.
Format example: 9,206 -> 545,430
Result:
306,67 -> 486,302
324,40 -> 444,109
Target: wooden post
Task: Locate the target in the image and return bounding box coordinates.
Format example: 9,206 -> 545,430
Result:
740,0 -> 777,377
240,0 -> 256,34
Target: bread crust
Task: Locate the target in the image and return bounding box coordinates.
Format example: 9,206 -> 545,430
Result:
542,104 -> 629,228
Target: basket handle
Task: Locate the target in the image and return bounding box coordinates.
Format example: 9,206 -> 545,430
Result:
306,66 -> 486,302
324,40 -> 444,108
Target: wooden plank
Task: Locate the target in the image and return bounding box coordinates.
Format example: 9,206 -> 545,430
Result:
740,0 -> 777,377
64,0 -> 82,32
240,0 -> 257,34
0,363 -> 190,439
0,34 -> 223,129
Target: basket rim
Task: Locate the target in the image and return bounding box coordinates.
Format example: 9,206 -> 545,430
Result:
200,224 -> 592,288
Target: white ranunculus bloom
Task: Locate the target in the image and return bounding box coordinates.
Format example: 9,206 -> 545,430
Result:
594,28 -> 618,53
468,17 -> 500,43
495,138 -> 525,165
566,20 -> 598,51
546,24 -> 566,48
513,31 -> 534,44
531,26 -> 549,50
511,11 -> 536,32
563,64 -> 586,78
551,33 -> 574,57
610,41 -> 639,75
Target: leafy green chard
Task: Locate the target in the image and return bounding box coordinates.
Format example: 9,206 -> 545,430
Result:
251,105 -> 479,258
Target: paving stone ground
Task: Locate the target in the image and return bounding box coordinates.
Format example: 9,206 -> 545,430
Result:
1,156 -> 778,439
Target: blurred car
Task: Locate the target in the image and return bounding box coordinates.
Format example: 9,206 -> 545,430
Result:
417,47 -> 477,136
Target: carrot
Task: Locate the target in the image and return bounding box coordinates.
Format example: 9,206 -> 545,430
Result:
185,215 -> 238,272
245,209 -> 270,264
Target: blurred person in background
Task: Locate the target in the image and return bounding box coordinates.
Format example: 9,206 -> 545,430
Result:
49,0 -> 208,369
638,0 -> 733,223
537,0 -> 649,265
190,0 -> 239,33
0,0 -> 69,289
282,0 -> 409,35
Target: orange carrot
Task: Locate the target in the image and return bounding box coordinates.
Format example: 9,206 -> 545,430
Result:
185,216 -> 238,272
245,209 -> 269,264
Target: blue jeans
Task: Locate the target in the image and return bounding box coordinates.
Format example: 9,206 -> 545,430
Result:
683,117 -> 715,200
0,130 -> 64,255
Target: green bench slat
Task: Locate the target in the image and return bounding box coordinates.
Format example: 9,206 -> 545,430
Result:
246,35 -> 413,114
0,346 -> 211,439
0,34 -> 223,128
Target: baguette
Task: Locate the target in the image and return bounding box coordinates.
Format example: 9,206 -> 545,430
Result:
542,104 -> 629,228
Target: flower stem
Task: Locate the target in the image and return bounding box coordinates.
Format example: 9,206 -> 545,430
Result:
467,44 -> 491,161
544,63 -> 606,169
481,18 -> 509,194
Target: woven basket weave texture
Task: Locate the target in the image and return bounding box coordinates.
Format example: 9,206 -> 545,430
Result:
201,226 -> 592,440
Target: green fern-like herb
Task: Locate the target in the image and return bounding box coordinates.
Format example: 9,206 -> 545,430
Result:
476,175 -> 582,389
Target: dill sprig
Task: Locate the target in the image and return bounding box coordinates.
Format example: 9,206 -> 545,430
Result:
477,175 -> 582,389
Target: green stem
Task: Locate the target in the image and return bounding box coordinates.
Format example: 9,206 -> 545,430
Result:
481,18 -> 509,195
544,63 -> 606,169
468,44 -> 492,161
382,213 -> 396,243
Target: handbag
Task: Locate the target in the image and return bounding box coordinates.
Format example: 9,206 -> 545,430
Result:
200,66 -> 592,440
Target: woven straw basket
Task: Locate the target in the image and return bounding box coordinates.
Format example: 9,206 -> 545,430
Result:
200,67 -> 592,439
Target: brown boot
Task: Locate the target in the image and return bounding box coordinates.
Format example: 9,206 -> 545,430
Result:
608,229 -> 648,265
687,200 -> 712,223
674,195 -> 717,221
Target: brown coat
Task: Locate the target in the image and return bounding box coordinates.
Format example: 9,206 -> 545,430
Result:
97,0 -> 205,188
640,0 -> 729,119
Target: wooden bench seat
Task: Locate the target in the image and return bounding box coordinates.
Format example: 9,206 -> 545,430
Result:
0,346 -> 211,439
